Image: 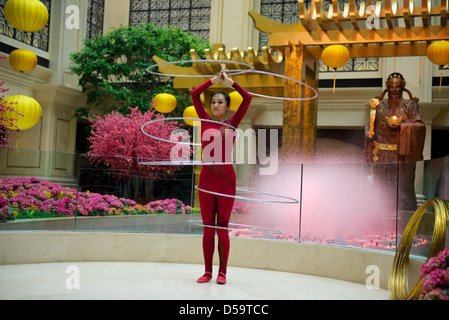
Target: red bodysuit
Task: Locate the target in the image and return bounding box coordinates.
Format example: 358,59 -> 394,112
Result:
191,80 -> 252,277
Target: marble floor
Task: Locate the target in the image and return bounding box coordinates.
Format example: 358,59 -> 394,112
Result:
0,262 -> 390,300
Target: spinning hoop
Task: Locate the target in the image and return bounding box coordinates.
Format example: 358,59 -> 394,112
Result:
188,220 -> 284,235
146,59 -> 254,77
195,185 -> 299,204
145,59 -> 319,101
141,117 -> 238,146
223,69 -> 319,101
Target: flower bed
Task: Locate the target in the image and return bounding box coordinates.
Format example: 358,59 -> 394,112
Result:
0,177 -> 251,223
0,177 -> 196,222
419,248 -> 449,300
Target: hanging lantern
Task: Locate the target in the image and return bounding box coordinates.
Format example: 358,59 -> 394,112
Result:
321,45 -> 350,93
183,106 -> 199,126
4,0 -> 49,33
152,93 -> 177,113
0,95 -> 42,130
9,49 -> 38,72
426,40 -> 449,93
229,91 -> 243,112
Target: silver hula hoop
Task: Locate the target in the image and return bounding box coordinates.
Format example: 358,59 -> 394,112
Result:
146,59 -> 254,77
141,117 -> 238,146
222,69 -> 319,101
195,185 -> 299,204
146,59 -> 318,101
188,220 -> 284,235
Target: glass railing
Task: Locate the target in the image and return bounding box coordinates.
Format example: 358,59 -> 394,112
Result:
1,147 -> 448,260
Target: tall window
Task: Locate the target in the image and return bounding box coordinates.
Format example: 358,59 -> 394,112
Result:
259,0 -> 379,72
129,0 -> 211,40
87,0 -> 105,39
0,0 -> 51,52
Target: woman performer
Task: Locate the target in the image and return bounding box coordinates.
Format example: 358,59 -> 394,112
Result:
191,64 -> 252,284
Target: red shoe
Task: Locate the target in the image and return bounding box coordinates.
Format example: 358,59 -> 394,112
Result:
216,272 -> 226,284
196,272 -> 212,283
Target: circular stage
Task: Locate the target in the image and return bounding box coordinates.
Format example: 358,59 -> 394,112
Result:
0,262 -> 389,300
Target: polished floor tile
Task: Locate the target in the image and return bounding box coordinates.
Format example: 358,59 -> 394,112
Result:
0,262 -> 390,300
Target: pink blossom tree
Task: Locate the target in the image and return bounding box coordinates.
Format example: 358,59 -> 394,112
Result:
87,107 -> 191,200
0,55 -> 20,147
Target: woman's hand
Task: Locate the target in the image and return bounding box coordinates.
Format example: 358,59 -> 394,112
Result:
211,64 -> 234,86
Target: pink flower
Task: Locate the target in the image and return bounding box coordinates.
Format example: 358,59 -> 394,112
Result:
420,248 -> 449,300
421,288 -> 449,300
0,176 -> 190,219
86,107 -> 188,180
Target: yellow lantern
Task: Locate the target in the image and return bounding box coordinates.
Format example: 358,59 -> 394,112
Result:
0,95 -> 42,130
183,106 -> 199,126
153,93 -> 177,113
9,49 -> 38,72
4,0 -> 49,33
229,91 -> 243,112
321,45 -> 350,93
426,40 -> 449,93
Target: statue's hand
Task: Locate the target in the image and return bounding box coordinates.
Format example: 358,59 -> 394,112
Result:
369,98 -> 379,109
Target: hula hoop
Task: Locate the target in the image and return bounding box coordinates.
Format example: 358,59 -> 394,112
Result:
146,59 -> 318,101
139,160 -> 245,166
188,220 -> 284,235
141,117 -> 238,146
146,59 -> 254,77
223,69 -> 319,101
195,185 -> 299,204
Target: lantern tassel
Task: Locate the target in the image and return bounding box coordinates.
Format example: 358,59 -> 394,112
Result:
333,71 -> 336,94
439,71 -> 443,93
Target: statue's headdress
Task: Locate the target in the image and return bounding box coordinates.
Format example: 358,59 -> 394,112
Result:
387,73 -> 405,82
378,72 -> 418,102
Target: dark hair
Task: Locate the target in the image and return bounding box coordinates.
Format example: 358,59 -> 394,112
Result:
211,92 -> 230,107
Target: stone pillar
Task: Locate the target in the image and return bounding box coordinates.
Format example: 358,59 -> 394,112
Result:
210,0 -> 257,49
103,0 -> 130,31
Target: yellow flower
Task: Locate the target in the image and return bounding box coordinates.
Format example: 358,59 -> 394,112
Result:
8,190 -> 18,197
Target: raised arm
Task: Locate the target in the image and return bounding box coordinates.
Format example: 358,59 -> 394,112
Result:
228,81 -> 252,128
191,80 -> 213,120
214,64 -> 252,127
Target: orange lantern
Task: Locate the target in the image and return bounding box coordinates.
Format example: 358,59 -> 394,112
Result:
229,91 -> 243,112
153,93 -> 177,113
426,40 -> 449,93
4,0 -> 49,33
321,45 -> 350,93
9,49 -> 38,72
